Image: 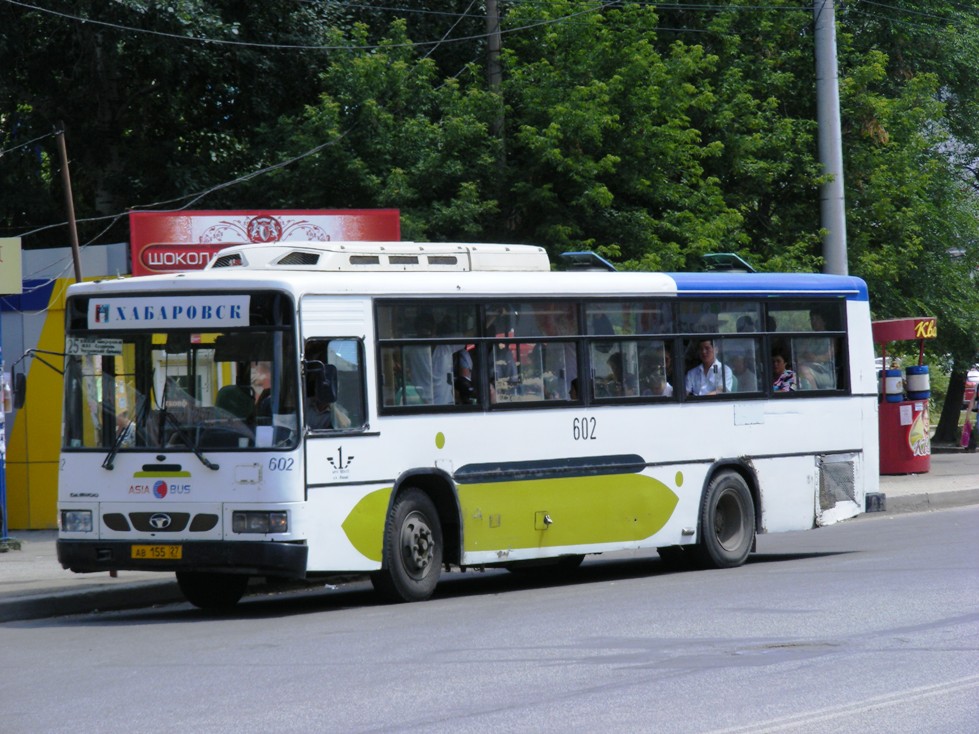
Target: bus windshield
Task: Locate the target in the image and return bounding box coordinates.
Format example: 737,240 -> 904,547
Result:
63,327 -> 299,454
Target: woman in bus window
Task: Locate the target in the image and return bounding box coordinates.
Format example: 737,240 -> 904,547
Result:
772,347 -> 797,392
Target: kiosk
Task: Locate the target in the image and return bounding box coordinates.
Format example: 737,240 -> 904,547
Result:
872,317 -> 937,475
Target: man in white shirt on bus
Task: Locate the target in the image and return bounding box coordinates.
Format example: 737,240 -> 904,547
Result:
685,339 -> 733,396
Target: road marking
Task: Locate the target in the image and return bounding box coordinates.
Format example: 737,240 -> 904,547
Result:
706,674 -> 979,734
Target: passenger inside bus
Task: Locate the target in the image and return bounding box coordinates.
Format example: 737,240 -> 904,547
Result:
797,305 -> 837,390
304,361 -> 350,430
604,352 -> 636,397
772,346 -> 797,392
685,339 -> 734,396
728,347 -> 758,392
640,345 -> 673,397
251,361 -> 272,418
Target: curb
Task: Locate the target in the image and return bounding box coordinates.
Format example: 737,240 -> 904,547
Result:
0,580 -> 184,623
0,575 -> 360,623
880,488 -> 979,515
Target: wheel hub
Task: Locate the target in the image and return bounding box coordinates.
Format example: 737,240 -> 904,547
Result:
400,511 -> 434,578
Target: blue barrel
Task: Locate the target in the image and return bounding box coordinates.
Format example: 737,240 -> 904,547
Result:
884,369 -> 904,403
906,365 -> 930,400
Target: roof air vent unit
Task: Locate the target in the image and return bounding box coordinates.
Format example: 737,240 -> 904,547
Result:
276,251 -> 320,266
211,254 -> 244,268
389,255 -> 419,265
349,255 -> 381,265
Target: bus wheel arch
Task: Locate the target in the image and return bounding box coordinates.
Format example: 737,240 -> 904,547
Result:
371,472 -> 459,603
695,464 -> 757,569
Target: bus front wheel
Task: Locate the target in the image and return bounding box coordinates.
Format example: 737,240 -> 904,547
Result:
371,488 -> 443,603
697,472 -> 754,569
176,571 -> 249,611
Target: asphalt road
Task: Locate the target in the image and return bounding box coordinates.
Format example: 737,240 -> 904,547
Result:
2,507 -> 977,734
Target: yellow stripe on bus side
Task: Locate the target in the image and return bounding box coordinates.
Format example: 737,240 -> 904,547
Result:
341,487 -> 392,562
341,473 -> 679,562
458,473 -> 679,551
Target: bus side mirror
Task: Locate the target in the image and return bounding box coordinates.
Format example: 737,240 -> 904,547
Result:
11,370 -> 26,409
306,360 -> 338,405
316,363 -> 338,405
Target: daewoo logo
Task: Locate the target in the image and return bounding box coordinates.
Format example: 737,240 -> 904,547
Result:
149,513 -> 172,530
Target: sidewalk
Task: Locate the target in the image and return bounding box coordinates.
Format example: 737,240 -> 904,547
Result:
3,449 -> 978,622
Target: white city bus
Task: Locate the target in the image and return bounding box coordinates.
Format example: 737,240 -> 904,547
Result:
56,242 -> 879,609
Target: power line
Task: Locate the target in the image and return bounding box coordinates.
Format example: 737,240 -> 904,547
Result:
4,0 -> 622,52
856,0 -> 978,24
0,130 -> 57,158
7,0 -> 486,245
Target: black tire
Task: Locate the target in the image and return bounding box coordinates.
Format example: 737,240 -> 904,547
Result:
176,571 -> 249,611
371,488 -> 443,603
696,472 -> 755,569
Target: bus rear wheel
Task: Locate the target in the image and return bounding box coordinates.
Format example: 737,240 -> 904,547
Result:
696,472 -> 754,569
176,571 -> 249,611
371,488 -> 443,603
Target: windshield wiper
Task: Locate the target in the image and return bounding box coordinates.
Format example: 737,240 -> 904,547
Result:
156,380 -> 219,471
161,408 -> 220,471
101,418 -> 132,470
102,395 -> 145,470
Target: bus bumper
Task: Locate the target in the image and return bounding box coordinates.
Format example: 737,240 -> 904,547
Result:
56,539 -> 309,578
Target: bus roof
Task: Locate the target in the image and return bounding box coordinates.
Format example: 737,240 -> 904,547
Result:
668,271 -> 869,301
71,267 -> 868,302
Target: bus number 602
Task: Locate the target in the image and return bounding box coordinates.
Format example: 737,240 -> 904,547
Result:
573,416 -> 597,441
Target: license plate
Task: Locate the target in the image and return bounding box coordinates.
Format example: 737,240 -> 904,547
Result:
131,544 -> 182,560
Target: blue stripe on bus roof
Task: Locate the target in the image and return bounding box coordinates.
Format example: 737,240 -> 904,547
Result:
665,272 -> 869,301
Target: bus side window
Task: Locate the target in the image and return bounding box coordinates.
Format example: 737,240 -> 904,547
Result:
305,338 -> 367,430
793,335 -> 839,390
593,342 -> 640,398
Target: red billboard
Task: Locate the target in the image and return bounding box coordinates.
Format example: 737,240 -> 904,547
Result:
128,209 -> 400,276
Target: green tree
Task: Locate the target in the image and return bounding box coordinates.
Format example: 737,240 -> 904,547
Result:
837,1 -> 979,439
246,19 -> 503,241
0,1 -> 338,245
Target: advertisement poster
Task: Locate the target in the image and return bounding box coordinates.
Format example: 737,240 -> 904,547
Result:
129,209 -> 400,276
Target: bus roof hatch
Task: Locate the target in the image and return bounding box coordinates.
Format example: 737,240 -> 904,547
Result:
207,241 -> 551,273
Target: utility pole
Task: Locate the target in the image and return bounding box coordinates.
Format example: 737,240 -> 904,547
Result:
486,0 -> 504,142
814,0 -> 848,275
55,123 -> 83,282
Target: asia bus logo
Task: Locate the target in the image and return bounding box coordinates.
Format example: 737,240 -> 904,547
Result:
128,474 -> 192,496
327,447 -> 354,475
149,479 -> 192,498
94,303 -> 110,323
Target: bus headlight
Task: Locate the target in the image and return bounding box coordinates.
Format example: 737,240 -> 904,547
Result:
232,511 -> 288,534
61,510 -> 94,533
